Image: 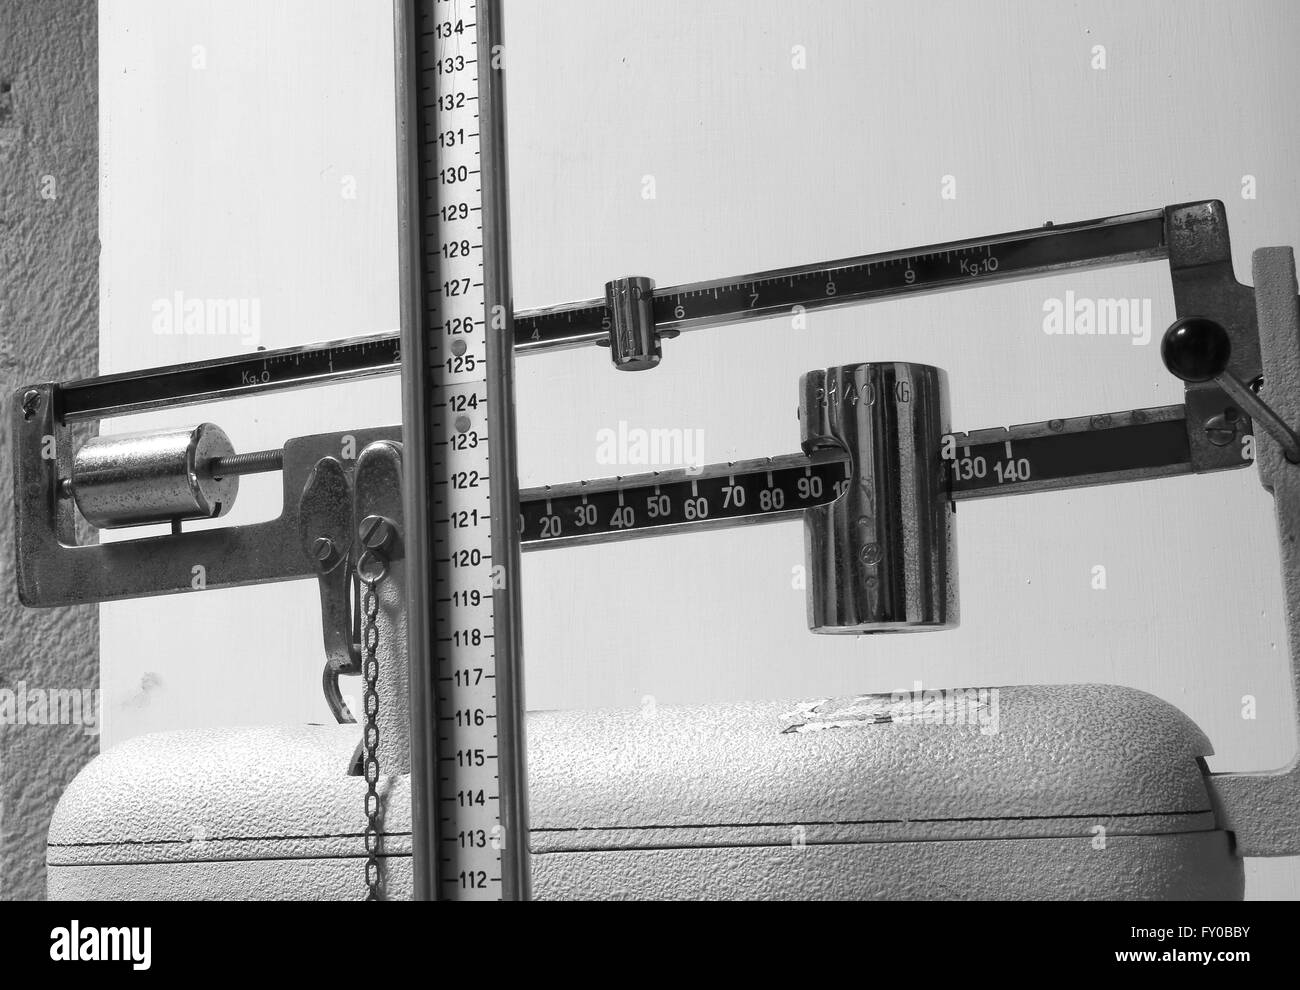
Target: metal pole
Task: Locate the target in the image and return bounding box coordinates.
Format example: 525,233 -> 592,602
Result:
476,0 -> 531,901
392,0 -> 438,902
397,0 -> 528,902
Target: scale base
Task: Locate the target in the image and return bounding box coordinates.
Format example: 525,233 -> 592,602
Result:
46,683 -> 1242,900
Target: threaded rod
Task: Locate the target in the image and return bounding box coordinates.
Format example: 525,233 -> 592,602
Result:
208,449 -> 285,478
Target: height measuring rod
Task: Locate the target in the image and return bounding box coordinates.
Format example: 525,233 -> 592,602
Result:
395,0 -> 528,901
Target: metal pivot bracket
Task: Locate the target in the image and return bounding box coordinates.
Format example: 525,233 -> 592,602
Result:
1207,247 -> 1300,856
299,456 -> 361,723
295,441 -> 409,749
351,439 -> 408,777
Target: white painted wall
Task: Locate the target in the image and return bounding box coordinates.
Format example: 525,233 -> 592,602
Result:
99,0 -> 1300,898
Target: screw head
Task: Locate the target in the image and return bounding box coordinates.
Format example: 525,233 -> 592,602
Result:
1204,412 -> 1238,447
359,514 -> 394,551
312,536 -> 340,568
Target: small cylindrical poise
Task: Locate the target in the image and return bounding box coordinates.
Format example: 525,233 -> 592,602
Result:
605,276 -> 661,371
71,423 -> 239,529
800,362 -> 957,633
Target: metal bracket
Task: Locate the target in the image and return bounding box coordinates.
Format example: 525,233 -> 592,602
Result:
299,456 -> 361,723
11,401 -> 399,606
1166,202 -> 1261,475
1207,247 -> 1300,856
352,440 -> 408,776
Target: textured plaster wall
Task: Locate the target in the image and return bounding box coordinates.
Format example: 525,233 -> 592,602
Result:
0,0 -> 98,901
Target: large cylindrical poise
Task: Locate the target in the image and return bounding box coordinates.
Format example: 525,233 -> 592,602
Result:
800,362 -> 957,633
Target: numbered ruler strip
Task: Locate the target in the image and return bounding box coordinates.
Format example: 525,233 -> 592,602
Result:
510,405 -> 1201,553
519,450 -> 848,550
398,0 -> 527,902
946,405 -> 1195,499
513,209 -> 1168,351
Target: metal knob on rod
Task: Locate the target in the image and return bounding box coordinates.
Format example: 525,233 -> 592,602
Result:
1162,317 -> 1300,464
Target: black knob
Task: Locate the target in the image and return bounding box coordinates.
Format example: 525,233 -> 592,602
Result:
1161,317 -> 1231,383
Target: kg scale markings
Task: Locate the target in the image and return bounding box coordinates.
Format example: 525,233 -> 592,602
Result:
396,0 -> 529,901
60,206 -> 1191,419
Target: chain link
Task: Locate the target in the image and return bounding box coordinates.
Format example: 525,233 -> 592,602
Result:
360,567 -> 384,901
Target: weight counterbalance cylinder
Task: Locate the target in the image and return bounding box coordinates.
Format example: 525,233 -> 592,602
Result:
68,423 -> 239,530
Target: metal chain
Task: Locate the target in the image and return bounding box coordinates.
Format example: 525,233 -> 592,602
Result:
359,557 -> 385,901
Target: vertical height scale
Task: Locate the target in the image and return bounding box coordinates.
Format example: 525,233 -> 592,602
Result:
396,0 -> 530,900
